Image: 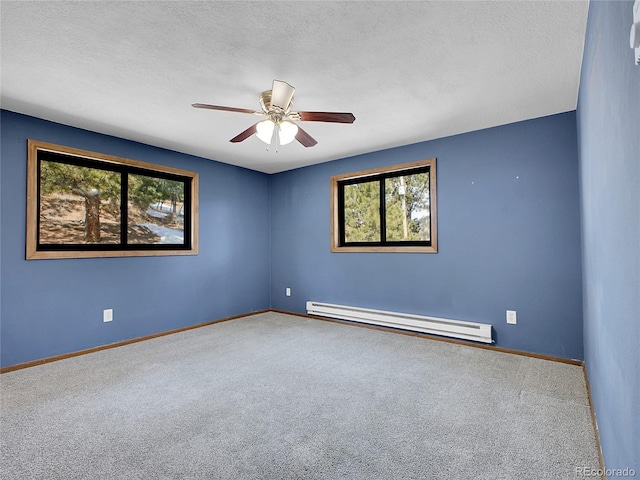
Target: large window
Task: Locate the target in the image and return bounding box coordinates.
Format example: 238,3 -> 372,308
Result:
331,159 -> 437,252
27,140 -> 198,259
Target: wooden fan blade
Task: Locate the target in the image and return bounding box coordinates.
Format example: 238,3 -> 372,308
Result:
230,123 -> 259,143
295,125 -> 318,148
296,111 -> 356,123
192,103 -> 258,115
271,80 -> 295,110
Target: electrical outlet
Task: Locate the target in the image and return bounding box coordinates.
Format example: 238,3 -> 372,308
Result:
286,288 -> 291,297
506,310 -> 517,325
103,309 -> 113,323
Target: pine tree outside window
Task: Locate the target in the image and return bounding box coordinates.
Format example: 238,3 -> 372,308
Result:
331,159 -> 437,253
27,140 -> 198,259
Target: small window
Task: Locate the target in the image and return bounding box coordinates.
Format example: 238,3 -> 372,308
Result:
27,140 -> 198,259
331,159 -> 437,253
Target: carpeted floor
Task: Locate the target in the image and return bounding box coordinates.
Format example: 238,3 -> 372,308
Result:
1,312 -> 601,479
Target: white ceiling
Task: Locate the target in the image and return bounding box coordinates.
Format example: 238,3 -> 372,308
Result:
1,1 -> 589,174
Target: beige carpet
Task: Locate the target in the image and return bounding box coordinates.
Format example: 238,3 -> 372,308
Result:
0,312 -> 601,479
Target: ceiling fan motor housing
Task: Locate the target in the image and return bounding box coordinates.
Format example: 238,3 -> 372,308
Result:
260,90 -> 292,123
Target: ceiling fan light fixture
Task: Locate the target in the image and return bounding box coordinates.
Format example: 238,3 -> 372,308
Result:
192,79 -> 354,148
256,119 -> 275,144
278,121 -> 299,145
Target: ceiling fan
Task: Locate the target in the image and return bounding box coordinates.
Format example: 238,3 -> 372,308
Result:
192,80 -> 355,148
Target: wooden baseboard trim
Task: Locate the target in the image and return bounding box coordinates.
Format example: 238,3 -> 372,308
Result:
0,309 -> 269,374
583,364 -> 607,479
271,308 -> 584,366
0,307 -> 583,372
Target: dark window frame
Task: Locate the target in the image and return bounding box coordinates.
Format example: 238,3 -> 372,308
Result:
27,139 -> 199,259
331,158 -> 437,253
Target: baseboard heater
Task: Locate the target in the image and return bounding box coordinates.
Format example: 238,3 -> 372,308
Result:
306,301 -> 493,344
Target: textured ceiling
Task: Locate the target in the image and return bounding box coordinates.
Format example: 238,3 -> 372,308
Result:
1,1 -> 589,174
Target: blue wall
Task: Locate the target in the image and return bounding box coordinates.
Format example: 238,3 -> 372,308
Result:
0,110 -> 271,367
577,0 -> 640,473
270,112 -> 584,360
